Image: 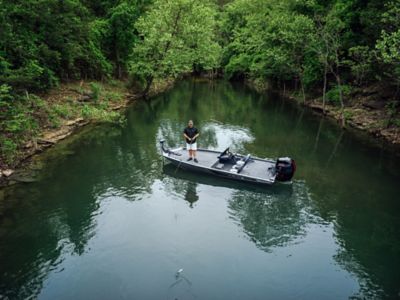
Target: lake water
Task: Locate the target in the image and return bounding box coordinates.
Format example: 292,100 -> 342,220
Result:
1,80 -> 399,299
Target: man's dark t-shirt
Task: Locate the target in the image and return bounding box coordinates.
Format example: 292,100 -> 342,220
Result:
184,127 -> 199,144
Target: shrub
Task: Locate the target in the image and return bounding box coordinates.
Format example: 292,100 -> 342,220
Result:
326,84 -> 352,105
89,82 -> 102,103
0,84 -> 14,114
80,104 -> 121,123
47,110 -> 61,128
105,91 -> 123,102
0,137 -> 18,163
52,104 -> 72,119
343,110 -> 354,121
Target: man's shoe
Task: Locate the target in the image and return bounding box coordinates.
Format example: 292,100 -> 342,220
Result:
194,158 -> 198,163
187,157 -> 193,161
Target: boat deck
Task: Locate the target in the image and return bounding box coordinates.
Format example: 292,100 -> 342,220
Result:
167,147 -> 277,181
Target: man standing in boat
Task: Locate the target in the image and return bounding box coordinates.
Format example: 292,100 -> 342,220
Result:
183,120 -> 199,162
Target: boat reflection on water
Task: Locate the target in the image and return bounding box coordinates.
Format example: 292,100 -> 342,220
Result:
162,163 -> 293,195
162,163 -> 316,253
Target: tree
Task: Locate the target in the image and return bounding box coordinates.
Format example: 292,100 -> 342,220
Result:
376,0 -> 400,97
106,0 -> 145,78
313,8 -> 346,124
222,0 -> 317,99
128,0 -> 221,96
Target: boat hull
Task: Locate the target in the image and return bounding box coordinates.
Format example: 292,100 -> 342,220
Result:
161,146 -> 277,186
164,156 -> 274,185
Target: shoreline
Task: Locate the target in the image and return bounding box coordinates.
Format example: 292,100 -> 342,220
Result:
246,80 -> 400,148
286,95 -> 400,147
0,78 -> 175,187
2,77 -> 399,187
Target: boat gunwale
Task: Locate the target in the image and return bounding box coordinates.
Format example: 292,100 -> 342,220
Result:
162,147 -> 277,184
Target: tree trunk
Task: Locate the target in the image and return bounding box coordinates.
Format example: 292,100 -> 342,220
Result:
116,50 -> 122,79
328,58 -> 345,127
142,76 -> 154,98
322,61 -> 328,114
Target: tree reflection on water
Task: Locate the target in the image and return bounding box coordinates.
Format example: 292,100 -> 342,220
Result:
1,80 -> 399,299
163,163 -> 314,252
227,182 -> 314,252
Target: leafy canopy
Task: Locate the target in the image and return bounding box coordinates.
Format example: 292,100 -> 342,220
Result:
129,0 -> 221,86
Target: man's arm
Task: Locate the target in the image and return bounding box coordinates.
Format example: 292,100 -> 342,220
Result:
183,133 -> 191,141
193,128 -> 199,140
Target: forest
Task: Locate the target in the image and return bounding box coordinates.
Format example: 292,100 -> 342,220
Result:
0,0 -> 399,165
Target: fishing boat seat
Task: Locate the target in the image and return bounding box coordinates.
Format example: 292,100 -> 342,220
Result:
219,153 -> 234,163
218,148 -> 237,164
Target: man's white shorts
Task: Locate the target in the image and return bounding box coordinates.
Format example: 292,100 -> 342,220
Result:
186,142 -> 197,150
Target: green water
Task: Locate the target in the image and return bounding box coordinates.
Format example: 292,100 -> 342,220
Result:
1,80 -> 399,299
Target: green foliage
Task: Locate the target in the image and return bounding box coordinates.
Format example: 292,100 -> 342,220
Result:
374,1 -> 400,86
0,0 -> 90,88
0,88 -> 41,162
129,0 -> 221,92
221,0 -> 400,99
222,0 -> 317,85
89,82 -> 102,102
0,84 -> 13,112
377,30 -> 400,64
52,104 -> 72,119
80,104 -> 120,123
2,0 -> 400,164
385,101 -> 399,127
0,137 -> 18,164
47,111 -> 62,129
107,0 -> 143,77
391,118 -> 400,127
343,109 -> 354,121
326,84 -> 352,104
105,91 -> 123,102
346,46 -> 376,85
376,29 -> 400,85
87,19 -> 113,79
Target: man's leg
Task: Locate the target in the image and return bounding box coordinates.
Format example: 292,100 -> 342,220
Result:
192,143 -> 198,162
187,147 -> 193,160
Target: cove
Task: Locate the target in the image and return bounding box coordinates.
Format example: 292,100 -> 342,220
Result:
0,80 -> 399,299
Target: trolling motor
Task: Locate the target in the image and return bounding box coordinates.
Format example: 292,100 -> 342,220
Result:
159,140 -> 182,156
160,139 -> 167,153
275,157 -> 296,182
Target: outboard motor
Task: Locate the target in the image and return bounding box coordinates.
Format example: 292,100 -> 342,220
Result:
275,157 -> 296,182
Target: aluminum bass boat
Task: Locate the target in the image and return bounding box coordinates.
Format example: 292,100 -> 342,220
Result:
160,140 -> 296,186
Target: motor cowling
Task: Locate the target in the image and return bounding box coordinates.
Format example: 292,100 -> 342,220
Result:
275,157 -> 296,182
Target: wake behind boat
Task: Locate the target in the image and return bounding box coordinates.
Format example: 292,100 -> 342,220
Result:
160,140 -> 296,186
